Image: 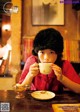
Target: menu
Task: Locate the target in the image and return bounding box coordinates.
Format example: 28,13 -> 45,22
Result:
52,104 -> 80,112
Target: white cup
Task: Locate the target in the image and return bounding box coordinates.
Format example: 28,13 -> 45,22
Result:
39,63 -> 52,75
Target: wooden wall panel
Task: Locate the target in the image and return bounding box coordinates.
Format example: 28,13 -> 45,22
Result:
22,0 -> 80,40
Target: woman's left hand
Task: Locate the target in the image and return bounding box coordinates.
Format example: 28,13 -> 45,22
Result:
51,64 -> 63,81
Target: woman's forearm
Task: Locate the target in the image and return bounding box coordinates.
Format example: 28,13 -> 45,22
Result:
21,73 -> 34,86
60,75 -> 80,94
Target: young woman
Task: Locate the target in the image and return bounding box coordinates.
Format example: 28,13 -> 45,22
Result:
18,28 -> 80,93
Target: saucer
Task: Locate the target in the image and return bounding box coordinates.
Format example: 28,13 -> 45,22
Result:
31,91 -> 55,100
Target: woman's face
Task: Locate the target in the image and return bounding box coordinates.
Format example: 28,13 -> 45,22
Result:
38,49 -> 57,63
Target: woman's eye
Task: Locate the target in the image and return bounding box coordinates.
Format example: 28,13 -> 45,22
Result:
41,52 -> 44,54
50,51 -> 55,54
50,52 -> 53,53
40,51 -> 44,54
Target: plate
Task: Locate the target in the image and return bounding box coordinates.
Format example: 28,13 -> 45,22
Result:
31,91 -> 55,100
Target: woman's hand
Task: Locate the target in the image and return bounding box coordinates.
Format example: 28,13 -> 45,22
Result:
52,64 -> 63,81
29,62 -> 39,77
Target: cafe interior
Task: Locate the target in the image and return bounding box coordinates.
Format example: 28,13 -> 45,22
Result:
0,0 -> 80,112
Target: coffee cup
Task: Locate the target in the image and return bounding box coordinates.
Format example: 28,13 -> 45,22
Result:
39,63 -> 52,75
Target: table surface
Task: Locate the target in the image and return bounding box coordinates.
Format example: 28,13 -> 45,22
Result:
0,90 -> 80,112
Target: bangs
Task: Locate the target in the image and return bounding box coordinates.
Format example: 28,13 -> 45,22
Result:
34,44 -> 59,54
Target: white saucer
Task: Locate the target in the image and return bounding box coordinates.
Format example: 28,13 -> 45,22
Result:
31,91 -> 55,100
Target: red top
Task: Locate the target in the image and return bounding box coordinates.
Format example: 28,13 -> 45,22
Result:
19,55 -> 80,92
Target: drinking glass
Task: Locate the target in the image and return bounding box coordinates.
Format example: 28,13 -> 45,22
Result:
13,84 -> 30,99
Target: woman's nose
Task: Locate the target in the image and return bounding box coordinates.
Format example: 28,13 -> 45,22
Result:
44,54 -> 49,61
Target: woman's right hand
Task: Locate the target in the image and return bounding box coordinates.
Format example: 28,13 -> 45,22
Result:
29,62 -> 39,77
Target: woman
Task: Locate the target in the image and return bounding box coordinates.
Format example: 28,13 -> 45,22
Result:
18,28 -> 80,93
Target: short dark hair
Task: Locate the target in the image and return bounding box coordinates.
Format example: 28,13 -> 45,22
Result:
32,28 -> 63,56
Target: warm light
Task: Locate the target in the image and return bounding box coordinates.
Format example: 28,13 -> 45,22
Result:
2,24 -> 11,31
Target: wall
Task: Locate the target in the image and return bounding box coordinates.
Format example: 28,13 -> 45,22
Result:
22,0 -> 79,41
2,15 -> 11,45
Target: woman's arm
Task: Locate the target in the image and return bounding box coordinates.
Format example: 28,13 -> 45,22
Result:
60,75 -> 80,94
19,62 -> 39,87
52,63 -> 80,94
18,55 -> 38,84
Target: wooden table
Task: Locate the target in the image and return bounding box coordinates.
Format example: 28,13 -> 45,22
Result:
0,90 -> 80,112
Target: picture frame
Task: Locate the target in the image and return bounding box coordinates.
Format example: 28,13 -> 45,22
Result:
32,0 -> 64,25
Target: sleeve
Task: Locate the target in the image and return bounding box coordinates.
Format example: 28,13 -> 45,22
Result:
3,51 -> 8,60
63,60 -> 80,84
18,55 -> 37,84
0,44 -> 10,60
0,46 -> 8,59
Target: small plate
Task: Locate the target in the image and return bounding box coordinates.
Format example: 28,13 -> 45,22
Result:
31,91 -> 55,100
